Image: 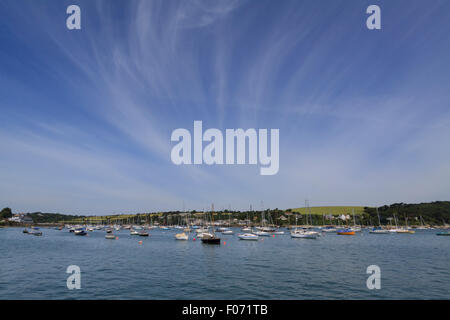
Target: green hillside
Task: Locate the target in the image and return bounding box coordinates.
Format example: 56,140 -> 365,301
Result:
290,206 -> 367,215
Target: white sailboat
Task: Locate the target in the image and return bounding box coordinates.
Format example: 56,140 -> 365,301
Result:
290,213 -> 318,239
175,210 -> 190,241
238,233 -> 259,241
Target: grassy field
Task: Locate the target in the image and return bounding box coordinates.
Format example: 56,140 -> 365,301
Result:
59,207 -> 369,223
290,206 -> 367,215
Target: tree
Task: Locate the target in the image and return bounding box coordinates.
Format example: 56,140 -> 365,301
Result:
0,208 -> 13,219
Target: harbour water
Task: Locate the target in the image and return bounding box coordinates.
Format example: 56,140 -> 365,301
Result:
0,227 -> 449,299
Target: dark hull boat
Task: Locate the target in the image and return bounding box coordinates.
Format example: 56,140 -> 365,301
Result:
138,232 -> 149,237
201,238 -> 220,244
200,233 -> 220,244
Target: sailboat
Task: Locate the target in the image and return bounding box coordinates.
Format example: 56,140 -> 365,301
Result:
290,211 -> 318,239
253,203 -> 271,236
201,204 -> 221,244
175,210 -> 189,240
238,233 -> 259,240
337,228 -> 355,235
241,206 -> 252,232
221,213 -> 234,234
416,216 -> 427,230
350,209 -> 362,232
396,214 -> 415,234
105,233 -> 116,239
138,230 -> 149,237
369,208 -> 389,234
74,227 -> 87,236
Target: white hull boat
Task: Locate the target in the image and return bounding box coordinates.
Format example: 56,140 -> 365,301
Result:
238,233 -> 259,241
175,232 -> 189,240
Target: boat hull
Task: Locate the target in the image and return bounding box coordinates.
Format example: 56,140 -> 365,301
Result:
291,233 -> 317,239
201,238 -> 221,244
337,231 -> 355,235
238,234 -> 259,240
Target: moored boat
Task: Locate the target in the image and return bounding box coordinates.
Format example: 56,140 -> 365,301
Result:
337,228 -> 355,235
238,233 -> 259,241
369,227 -> 390,234
200,204 -> 221,245
74,228 -> 87,236
201,232 -> 221,244
175,232 -> 189,240
291,229 -> 318,239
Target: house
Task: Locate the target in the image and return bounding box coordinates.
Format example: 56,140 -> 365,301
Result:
8,214 -> 33,223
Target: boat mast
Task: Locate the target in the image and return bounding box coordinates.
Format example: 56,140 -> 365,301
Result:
210,203 -> 216,236
376,207 -> 381,226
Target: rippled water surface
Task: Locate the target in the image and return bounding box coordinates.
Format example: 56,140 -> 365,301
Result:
1,227 -> 449,299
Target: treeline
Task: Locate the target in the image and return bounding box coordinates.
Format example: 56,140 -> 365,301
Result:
2,202 -> 449,226
363,201 -> 450,226
27,212 -> 84,224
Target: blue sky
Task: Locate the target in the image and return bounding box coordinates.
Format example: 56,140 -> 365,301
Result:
1,0 -> 450,214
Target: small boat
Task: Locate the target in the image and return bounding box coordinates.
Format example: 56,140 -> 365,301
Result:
105,234 -> 116,239
106,228 -> 112,233
253,230 -> 271,237
369,227 -> 390,234
322,226 -> 337,233
175,232 -> 189,240
272,230 -> 285,235
221,230 -> 234,235
238,233 -> 259,241
74,229 -> 87,236
291,229 -> 318,239
23,229 -> 29,234
436,231 -> 450,236
200,204 -> 220,244
337,228 -> 355,235
130,229 -> 139,235
241,227 -> 252,232
201,233 -> 221,244
31,231 -> 43,236
138,231 -> 149,237
396,228 -> 415,234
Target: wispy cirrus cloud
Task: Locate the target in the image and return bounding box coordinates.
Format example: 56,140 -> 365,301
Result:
0,0 -> 449,214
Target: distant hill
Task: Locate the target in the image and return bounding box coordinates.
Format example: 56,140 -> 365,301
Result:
289,206 -> 366,216
3,201 -> 450,226
364,201 -> 450,226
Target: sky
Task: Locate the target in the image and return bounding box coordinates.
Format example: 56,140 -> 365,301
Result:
1,0 -> 450,215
